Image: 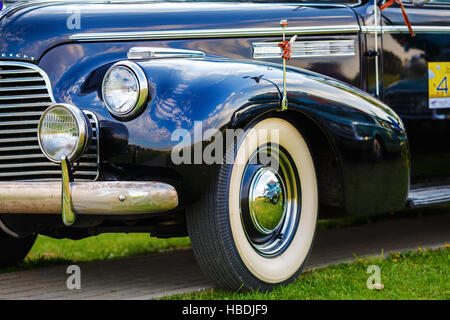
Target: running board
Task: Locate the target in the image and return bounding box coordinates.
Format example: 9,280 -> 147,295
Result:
407,186 -> 450,207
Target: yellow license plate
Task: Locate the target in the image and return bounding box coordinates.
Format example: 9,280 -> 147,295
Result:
429,62 -> 450,109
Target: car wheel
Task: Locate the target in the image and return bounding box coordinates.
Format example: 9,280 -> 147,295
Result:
270,195 -> 279,204
0,228 -> 36,268
187,117 -> 318,291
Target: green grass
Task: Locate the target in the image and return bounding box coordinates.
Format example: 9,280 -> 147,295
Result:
253,197 -> 284,230
0,233 -> 190,274
165,247 -> 450,300
29,233 -> 191,261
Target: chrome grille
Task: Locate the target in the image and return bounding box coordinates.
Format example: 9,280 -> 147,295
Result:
0,61 -> 99,181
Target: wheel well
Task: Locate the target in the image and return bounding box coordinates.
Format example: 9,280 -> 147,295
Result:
245,109 -> 346,218
287,111 -> 345,218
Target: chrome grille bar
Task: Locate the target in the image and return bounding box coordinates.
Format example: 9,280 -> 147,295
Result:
0,129 -> 37,134
0,94 -> 50,100
0,170 -> 98,177
0,120 -> 41,126
0,69 -> 37,75
0,61 -> 100,181
0,102 -> 54,108
0,85 -> 48,92
0,112 -> 44,117
0,145 -> 41,152
0,162 -> 98,169
0,153 -> 50,160
0,77 -> 45,83
0,137 -> 38,143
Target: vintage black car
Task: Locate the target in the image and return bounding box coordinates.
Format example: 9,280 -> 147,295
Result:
0,0 -> 449,291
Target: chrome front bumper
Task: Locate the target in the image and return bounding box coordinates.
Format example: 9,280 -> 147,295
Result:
0,180 -> 179,220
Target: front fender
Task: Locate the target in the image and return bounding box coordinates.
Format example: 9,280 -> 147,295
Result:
39,48 -> 409,216
280,68 -> 410,216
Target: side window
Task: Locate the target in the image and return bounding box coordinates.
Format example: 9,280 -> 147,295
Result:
406,0 -> 450,4
426,0 -> 450,3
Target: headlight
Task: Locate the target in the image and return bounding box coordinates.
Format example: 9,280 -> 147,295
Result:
38,104 -> 92,163
102,61 -> 148,119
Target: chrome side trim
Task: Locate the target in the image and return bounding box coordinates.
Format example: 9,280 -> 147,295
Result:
71,24 -> 450,42
128,47 -> 205,60
0,181 -> 179,215
407,186 -> 450,207
252,40 -> 355,59
70,25 -> 361,42
373,0 -> 380,97
362,25 -> 450,34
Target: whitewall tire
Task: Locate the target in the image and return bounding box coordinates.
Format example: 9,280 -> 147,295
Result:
187,117 -> 318,291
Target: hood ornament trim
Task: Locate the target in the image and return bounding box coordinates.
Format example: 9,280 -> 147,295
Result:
127,47 -> 205,60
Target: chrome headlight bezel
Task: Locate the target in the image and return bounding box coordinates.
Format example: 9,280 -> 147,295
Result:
37,103 -> 92,163
102,61 -> 149,119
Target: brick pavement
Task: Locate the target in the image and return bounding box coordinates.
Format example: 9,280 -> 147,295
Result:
0,213 -> 448,299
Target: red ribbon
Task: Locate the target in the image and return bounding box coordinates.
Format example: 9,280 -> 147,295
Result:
278,40 -> 292,60
380,0 -> 415,37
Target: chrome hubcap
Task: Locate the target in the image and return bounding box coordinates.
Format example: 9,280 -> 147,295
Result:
248,168 -> 286,234
240,144 -> 300,257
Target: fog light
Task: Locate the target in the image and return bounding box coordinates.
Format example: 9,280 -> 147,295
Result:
38,104 -> 92,163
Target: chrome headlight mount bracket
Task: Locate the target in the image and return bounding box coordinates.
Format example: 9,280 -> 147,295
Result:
61,155 -> 76,226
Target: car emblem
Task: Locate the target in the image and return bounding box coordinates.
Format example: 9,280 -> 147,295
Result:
0,53 -> 35,60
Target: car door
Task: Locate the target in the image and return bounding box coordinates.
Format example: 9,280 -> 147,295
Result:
380,0 -> 450,186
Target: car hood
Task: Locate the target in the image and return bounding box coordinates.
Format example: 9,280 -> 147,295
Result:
0,1 -> 358,62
